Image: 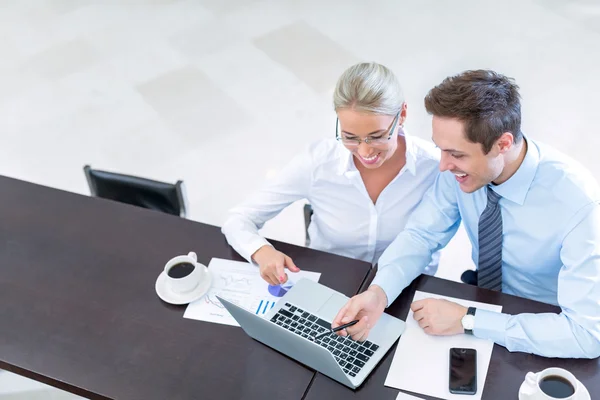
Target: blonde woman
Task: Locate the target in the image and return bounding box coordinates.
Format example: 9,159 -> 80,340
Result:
222,62 -> 440,285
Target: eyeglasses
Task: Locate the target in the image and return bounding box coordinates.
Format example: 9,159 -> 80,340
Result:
336,112 -> 400,148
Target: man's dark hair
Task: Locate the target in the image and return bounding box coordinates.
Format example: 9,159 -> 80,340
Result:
424,70 -> 522,154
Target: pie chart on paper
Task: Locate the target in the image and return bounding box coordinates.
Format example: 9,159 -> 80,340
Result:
268,280 -> 294,297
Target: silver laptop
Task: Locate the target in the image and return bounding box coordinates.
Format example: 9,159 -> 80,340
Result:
216,278 -> 405,389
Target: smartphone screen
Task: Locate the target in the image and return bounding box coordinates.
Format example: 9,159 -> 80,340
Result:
449,348 -> 477,395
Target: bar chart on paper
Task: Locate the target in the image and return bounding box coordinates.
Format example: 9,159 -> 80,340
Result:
254,299 -> 276,316
184,258 -> 321,327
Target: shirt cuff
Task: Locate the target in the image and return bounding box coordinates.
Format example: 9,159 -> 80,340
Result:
371,267 -> 404,307
473,309 -> 509,346
239,237 -> 272,265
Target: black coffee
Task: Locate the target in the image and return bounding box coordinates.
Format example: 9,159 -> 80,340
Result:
167,262 -> 195,279
539,375 -> 575,398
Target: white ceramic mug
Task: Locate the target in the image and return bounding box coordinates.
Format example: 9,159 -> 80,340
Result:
164,252 -> 208,294
520,368 -> 582,400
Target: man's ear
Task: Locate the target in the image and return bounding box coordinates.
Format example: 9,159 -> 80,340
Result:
496,132 -> 515,154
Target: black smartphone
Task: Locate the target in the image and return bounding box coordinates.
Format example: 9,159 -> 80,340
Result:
449,348 -> 477,395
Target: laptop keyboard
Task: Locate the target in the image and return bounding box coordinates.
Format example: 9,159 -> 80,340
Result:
269,302 -> 380,377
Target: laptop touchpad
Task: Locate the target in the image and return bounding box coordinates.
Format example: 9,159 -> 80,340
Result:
317,293 -> 349,322
286,286 -> 331,312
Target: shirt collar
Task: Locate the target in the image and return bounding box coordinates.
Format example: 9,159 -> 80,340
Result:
336,131 -> 418,176
491,136 -> 539,205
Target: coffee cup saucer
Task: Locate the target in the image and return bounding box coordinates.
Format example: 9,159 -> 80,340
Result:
155,269 -> 212,305
518,379 -> 590,400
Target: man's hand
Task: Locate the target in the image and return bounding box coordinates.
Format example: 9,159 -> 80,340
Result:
332,285 -> 388,342
411,298 -> 467,336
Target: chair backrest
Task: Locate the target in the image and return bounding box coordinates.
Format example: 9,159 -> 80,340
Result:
303,203 -> 314,246
83,165 -> 187,218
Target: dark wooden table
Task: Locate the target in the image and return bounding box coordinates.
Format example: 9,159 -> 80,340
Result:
304,274 -> 600,400
0,176 -> 372,400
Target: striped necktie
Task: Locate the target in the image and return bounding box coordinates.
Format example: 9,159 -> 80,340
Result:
477,187 -> 503,291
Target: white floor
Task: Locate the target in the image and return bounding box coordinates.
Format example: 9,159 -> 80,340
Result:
1,0 -> 599,397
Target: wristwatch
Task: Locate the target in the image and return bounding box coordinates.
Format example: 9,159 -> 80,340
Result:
461,307 -> 476,335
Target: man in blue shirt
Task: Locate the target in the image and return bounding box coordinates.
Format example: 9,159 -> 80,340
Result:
333,70 -> 600,358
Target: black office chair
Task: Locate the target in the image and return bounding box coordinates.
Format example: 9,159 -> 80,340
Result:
461,269 -> 478,286
83,165 -> 188,218
303,203 -> 313,247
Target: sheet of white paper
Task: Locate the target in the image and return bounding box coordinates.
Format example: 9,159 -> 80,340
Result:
183,258 -> 321,327
385,291 -> 502,400
396,391 -> 424,400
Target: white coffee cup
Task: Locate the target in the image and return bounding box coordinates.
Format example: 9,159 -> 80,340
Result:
164,252 -> 208,294
520,368 -> 582,400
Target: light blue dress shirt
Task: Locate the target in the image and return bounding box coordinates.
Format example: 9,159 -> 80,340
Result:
373,137 -> 600,358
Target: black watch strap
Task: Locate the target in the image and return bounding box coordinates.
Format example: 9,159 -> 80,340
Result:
464,307 -> 476,335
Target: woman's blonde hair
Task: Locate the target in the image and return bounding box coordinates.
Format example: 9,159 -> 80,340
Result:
333,62 -> 404,115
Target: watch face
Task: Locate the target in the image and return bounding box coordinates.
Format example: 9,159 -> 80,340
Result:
462,315 -> 475,330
